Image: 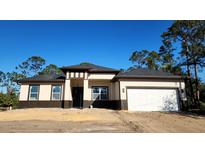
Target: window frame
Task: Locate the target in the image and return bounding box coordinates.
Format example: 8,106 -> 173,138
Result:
51,85 -> 62,101
91,86 -> 109,101
28,84 -> 40,101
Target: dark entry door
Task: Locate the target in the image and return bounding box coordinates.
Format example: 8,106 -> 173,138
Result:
72,87 -> 83,108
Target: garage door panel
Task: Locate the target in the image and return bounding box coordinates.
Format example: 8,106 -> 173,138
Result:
127,88 -> 179,111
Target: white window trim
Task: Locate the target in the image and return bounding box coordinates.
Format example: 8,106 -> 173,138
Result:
51,85 -> 62,101
29,85 -> 40,101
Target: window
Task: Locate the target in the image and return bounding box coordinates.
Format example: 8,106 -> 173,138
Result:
52,85 -> 62,100
29,85 -> 40,100
92,87 -> 108,100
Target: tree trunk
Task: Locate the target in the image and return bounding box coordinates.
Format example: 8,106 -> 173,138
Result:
185,52 -> 195,106
193,59 -> 200,106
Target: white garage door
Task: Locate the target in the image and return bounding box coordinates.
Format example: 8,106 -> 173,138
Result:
127,88 -> 179,111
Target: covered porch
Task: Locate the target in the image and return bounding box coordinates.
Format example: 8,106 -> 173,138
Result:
63,71 -> 120,109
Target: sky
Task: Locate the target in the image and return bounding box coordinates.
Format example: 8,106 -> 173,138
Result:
0,20 -> 204,81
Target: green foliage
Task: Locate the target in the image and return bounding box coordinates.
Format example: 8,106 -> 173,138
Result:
129,50 -> 161,70
40,64 -> 62,75
0,71 -> 6,88
80,62 -> 93,65
161,20 -> 205,106
16,56 -> 46,77
161,20 -> 205,69
129,21 -> 205,109
200,83 -> 205,103
0,71 -> 24,93
0,92 -> 18,107
159,38 -> 177,73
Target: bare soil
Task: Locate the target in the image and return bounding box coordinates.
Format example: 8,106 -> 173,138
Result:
0,108 -> 205,133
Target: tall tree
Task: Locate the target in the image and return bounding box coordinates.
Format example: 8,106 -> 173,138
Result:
129,50 -> 161,70
0,71 -> 6,92
159,38 -> 178,73
0,71 -> 24,94
16,56 -> 46,77
40,64 -> 62,75
161,20 -> 205,106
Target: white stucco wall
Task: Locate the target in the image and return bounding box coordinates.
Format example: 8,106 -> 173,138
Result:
64,80 -> 72,101
38,84 -> 51,100
84,79 -> 89,100
85,80 -> 112,100
19,84 -> 29,101
19,83 -> 64,101
114,81 -> 120,100
119,80 -> 185,100
88,73 -> 115,80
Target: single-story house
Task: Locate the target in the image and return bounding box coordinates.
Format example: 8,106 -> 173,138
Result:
18,63 -> 186,111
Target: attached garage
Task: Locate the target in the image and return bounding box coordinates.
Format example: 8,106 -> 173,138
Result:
127,88 -> 179,111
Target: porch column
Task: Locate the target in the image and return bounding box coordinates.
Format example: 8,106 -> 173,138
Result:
83,79 -> 89,108
64,79 -> 72,108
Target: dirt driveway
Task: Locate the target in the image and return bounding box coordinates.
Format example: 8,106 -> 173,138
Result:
0,108 -> 205,133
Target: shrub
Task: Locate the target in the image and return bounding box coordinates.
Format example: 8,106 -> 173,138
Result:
0,93 -> 18,107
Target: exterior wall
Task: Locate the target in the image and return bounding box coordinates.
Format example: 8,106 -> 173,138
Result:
114,81 -> 120,100
86,80 -> 112,101
39,84 -> 51,100
18,101 -> 63,108
18,71 -> 185,110
66,71 -> 87,79
64,79 -> 72,101
119,80 -> 185,100
84,79 -> 89,100
19,83 -> 64,101
83,100 -> 121,109
88,73 -> 115,80
70,79 -> 83,87
19,84 -> 29,101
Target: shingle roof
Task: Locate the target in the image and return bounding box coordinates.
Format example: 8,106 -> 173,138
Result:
18,74 -> 65,83
115,68 -> 182,79
18,65 -> 182,83
61,63 -> 120,73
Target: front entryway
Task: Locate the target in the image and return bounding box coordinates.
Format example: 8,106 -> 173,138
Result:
72,87 -> 84,108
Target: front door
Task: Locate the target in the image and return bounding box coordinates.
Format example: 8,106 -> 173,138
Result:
72,87 -> 83,108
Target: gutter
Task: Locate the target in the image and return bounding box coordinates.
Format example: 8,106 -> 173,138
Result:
18,79 -> 65,84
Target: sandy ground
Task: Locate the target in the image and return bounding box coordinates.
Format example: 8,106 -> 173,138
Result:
0,108 -> 205,133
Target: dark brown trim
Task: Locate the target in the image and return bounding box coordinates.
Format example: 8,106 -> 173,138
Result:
61,68 -> 120,74
18,100 -> 73,109
18,79 -> 65,84
83,100 -> 121,110
120,100 -> 128,110
63,101 -> 72,108
17,101 -> 64,108
62,83 -> 66,107
113,76 -> 183,82
119,80 -> 121,101
88,70 -> 120,73
17,100 -> 122,109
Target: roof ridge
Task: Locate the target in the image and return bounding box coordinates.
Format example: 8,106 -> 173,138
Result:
61,63 -> 120,72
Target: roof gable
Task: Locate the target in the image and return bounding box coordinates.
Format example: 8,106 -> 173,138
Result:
18,73 -> 65,83
115,68 -> 182,79
61,63 -> 120,73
